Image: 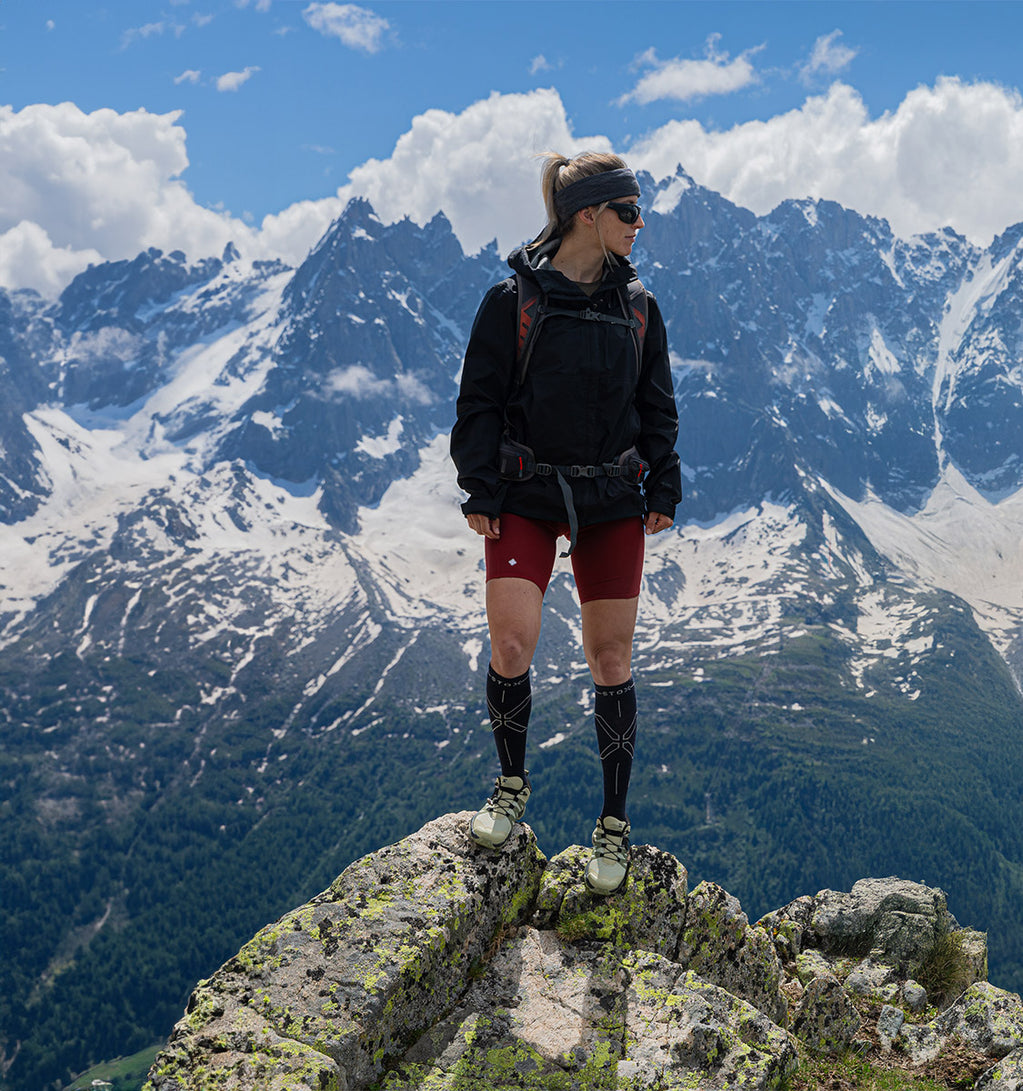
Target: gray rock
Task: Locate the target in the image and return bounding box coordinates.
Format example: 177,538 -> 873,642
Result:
534,841 -> 688,960
759,895 -> 815,961
791,974 -> 862,1053
146,812 -> 546,1091
844,957 -> 897,997
960,927 -> 991,985
899,1022 -> 944,1066
877,1003 -> 905,1042
144,815 -> 1003,1091
795,950 -> 837,987
394,939 -> 798,1090
893,981 -> 1023,1072
903,979 -> 928,1013
809,877 -> 954,970
678,881 -> 787,1024
933,982 -> 1023,1058
620,955 -> 797,1090
147,813 -> 798,1091
388,925 -> 627,1089
976,1047 -> 1023,1089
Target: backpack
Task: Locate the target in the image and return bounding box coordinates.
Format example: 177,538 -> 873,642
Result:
500,273 -> 651,557
513,272 -> 648,387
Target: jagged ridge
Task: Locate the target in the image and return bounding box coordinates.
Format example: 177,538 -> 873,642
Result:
146,814 -> 1021,1091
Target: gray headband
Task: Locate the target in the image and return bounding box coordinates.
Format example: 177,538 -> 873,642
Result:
553,168 -> 640,220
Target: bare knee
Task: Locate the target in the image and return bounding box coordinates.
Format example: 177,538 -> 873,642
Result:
487,578 -> 542,678
586,640 -> 632,687
490,633 -> 534,678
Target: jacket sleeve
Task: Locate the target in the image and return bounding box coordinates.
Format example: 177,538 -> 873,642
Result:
450,280 -> 518,517
636,293 -> 682,521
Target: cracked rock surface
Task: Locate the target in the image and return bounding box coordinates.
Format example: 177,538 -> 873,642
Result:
145,813 -> 1021,1090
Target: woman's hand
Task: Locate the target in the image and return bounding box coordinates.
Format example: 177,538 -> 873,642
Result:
645,512 -> 673,535
467,513 -> 501,539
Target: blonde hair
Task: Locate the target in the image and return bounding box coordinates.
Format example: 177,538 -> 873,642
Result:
528,150 -> 630,251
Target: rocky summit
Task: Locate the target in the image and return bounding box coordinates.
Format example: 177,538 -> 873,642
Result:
145,814 -> 1022,1091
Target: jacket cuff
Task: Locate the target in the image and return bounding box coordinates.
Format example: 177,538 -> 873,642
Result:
461,496 -> 500,518
645,498 -> 677,522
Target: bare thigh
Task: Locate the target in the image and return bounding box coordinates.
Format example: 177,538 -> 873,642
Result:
581,596 -> 639,686
486,577 -> 544,677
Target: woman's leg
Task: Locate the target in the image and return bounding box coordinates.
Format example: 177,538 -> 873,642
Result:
581,596 -> 640,819
468,577 -> 544,850
485,577 -> 543,776
579,594 -> 639,892
468,516 -> 557,851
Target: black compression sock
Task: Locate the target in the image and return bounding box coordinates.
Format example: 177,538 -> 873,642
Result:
594,677 -> 637,821
487,665 -> 531,778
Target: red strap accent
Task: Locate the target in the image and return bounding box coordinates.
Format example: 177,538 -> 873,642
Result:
518,293 -> 540,359
631,304 -> 647,340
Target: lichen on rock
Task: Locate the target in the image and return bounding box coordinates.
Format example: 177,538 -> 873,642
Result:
678,881 -> 787,1025
791,973 -> 862,1053
145,817 -> 1022,1091
146,812 -> 545,1091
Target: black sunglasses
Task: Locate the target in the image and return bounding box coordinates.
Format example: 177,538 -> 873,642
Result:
606,201 -> 642,225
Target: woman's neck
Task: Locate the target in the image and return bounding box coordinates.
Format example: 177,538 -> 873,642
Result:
550,232 -> 606,284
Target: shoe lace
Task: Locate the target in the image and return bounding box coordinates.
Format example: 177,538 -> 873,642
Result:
486,779 -> 527,820
592,822 -> 629,866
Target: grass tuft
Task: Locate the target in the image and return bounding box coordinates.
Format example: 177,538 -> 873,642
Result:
914,932 -> 971,1009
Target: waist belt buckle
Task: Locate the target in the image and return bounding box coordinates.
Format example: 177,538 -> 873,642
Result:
570,465 -> 597,479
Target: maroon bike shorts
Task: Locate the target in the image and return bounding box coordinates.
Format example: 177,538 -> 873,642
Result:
485,513 -> 645,603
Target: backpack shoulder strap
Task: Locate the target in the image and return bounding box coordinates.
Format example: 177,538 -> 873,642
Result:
515,272 -> 648,387
620,279 -> 648,375
515,271 -> 545,388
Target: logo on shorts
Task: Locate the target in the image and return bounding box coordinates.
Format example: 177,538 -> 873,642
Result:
508,558 -> 517,566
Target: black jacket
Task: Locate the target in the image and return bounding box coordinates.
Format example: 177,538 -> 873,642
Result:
451,242 -> 681,527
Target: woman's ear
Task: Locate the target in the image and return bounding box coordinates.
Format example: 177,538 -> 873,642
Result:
577,205 -> 597,227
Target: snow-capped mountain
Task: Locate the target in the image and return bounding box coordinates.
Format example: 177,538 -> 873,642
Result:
2,175 -> 1022,691
3,171 -> 1023,1091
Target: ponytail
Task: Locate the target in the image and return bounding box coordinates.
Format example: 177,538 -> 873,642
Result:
527,150 -> 629,251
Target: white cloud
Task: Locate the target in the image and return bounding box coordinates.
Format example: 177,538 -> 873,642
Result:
801,30 -> 857,83
46,19 -> 56,31
0,222 -> 104,297
318,88 -> 608,257
257,195 -> 344,266
0,103 -> 259,294
236,0 -> 272,9
121,21 -> 185,48
530,54 -> 554,75
216,66 -> 260,92
627,78 -> 1023,245
11,78 -> 1023,301
325,366 -> 432,404
193,13 -> 215,28
303,3 -> 389,53
174,69 -> 202,85
257,88 -> 608,265
619,36 -> 759,105
262,79 -> 1023,270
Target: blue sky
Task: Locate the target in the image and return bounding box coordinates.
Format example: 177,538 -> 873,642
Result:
4,1 -> 1023,292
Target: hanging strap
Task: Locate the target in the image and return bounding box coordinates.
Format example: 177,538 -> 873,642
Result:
531,457 -> 647,557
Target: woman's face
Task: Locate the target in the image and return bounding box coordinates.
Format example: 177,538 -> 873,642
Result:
596,195 -> 644,257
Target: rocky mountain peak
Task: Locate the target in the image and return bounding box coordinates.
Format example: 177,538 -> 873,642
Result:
146,814 -> 1018,1091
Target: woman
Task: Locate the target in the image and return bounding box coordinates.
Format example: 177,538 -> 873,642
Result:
450,151 -> 681,895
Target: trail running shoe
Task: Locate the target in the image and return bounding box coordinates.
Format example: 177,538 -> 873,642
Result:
468,774 -> 531,850
585,815 -> 631,896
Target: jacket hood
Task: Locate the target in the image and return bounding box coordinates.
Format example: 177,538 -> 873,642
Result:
507,239 -> 638,299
